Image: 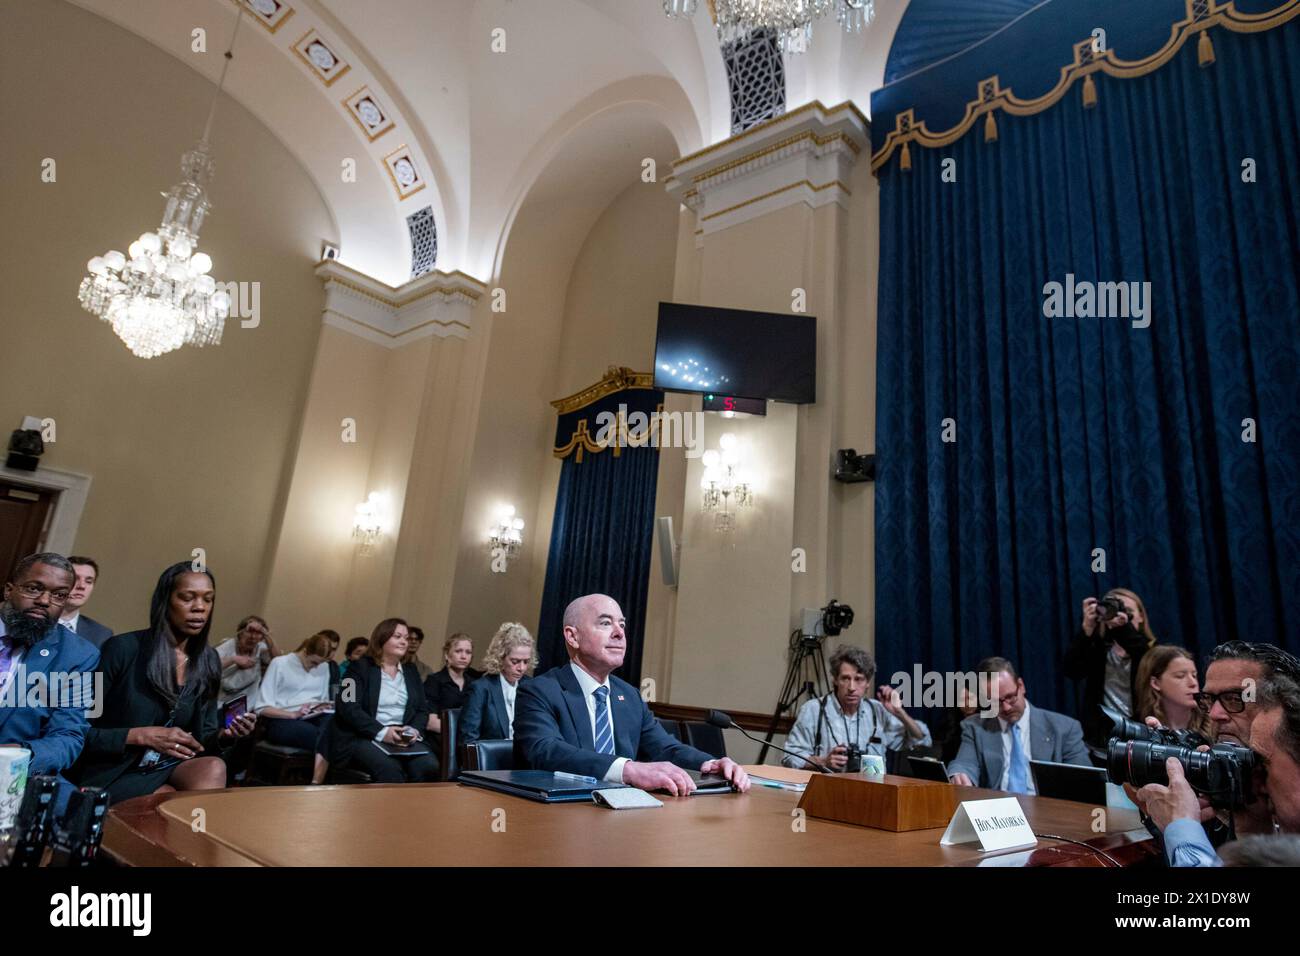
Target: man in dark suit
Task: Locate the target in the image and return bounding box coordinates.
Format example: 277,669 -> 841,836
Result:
0,553 -> 100,776
948,656 -> 1091,792
57,555 -> 113,649
514,593 -> 749,795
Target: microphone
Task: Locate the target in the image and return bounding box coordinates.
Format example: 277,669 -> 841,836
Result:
707,709 -> 832,773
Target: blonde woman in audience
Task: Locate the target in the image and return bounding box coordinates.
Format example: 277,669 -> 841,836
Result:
458,623 -> 536,746
1136,644 -> 1213,740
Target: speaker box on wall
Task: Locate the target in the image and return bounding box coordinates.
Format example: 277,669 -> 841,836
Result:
656,515 -> 678,588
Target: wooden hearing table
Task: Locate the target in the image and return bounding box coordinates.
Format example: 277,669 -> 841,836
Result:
102,766 -> 1156,867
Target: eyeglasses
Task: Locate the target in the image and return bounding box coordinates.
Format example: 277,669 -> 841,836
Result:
1193,690 -> 1247,714
12,582 -> 72,605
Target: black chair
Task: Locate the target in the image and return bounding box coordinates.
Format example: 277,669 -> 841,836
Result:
247,741 -> 314,786
683,721 -> 727,759
465,739 -> 515,772
657,717 -> 686,741
440,708 -> 461,780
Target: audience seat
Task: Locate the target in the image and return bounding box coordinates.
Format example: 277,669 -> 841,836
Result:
657,717 -> 686,741
247,741 -> 314,786
683,721 -> 727,759
464,739 -> 514,772
441,708 -> 461,780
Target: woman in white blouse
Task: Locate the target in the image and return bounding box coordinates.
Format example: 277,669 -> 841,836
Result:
256,631 -> 335,782
331,618 -> 439,783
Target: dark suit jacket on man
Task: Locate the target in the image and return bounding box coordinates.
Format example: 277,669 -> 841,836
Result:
0,623 -> 99,774
68,614 -> 113,650
947,705 -> 1091,790
332,657 -> 429,765
514,663 -> 714,778
458,673 -> 519,746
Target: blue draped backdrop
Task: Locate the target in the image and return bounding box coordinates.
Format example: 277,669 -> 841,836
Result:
872,0 -> 1300,714
538,374 -> 663,682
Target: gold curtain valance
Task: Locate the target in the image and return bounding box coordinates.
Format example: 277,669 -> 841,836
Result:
871,0 -> 1300,174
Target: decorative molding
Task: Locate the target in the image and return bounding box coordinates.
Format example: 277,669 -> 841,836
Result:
551,366 -> 657,414
0,465 -> 93,555
233,0 -> 294,34
292,28 -> 351,87
382,144 -> 427,200
315,260 -> 487,349
871,0 -> 1300,173
342,85 -> 395,141
665,100 -> 868,241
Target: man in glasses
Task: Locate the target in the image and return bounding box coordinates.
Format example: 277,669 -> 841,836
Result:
0,552 -> 100,775
948,656 -> 1091,791
1136,642 -> 1300,865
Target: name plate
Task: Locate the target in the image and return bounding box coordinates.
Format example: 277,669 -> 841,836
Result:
940,797 -> 1037,853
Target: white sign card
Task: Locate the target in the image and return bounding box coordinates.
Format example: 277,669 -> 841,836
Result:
940,797 -> 1038,853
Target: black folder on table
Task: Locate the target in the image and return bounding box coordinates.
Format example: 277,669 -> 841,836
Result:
458,770 -> 627,803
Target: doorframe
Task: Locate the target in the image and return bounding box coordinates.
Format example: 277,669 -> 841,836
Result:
0,464 -> 92,554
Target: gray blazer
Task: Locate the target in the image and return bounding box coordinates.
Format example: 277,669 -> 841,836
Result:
947,704 -> 1091,789
71,614 -> 113,649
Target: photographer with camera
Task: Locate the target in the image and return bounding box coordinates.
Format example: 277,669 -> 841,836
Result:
782,645 -> 930,772
1064,588 -> 1156,750
1133,673 -> 1300,866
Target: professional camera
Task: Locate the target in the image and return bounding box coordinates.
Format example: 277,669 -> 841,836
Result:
1105,713 -> 1256,811
1098,595 -> 1128,622
821,600 -> 855,637
843,745 -> 863,774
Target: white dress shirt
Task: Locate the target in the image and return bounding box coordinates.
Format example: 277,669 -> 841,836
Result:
569,662 -> 627,784
256,653 -> 329,713
59,611 -> 80,631
373,665 -> 409,741
500,674 -> 517,738
998,702 -> 1035,794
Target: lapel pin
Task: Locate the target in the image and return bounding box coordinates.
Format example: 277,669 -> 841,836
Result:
40,648 -> 51,657
617,695 -> 625,701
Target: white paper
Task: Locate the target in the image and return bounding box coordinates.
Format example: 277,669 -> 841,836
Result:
940,797 -> 1037,853
593,787 -> 663,810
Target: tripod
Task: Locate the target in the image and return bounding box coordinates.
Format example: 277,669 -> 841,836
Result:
757,630 -> 830,764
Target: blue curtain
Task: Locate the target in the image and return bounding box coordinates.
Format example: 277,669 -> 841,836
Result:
538,381 -> 663,682
873,6 -> 1300,713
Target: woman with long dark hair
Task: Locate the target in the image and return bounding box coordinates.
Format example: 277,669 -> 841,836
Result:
73,562 -> 256,802
1064,587 -> 1158,750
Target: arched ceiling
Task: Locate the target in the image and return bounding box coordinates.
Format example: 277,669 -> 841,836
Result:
65,0 -> 911,286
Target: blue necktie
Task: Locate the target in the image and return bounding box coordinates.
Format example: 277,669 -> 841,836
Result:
1008,722 -> 1028,794
593,686 -> 615,755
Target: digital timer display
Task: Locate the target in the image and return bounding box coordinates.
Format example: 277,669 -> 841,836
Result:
702,394 -> 766,416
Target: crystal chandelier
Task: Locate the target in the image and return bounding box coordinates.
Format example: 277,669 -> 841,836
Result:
78,7 -> 246,359
664,0 -> 874,54
700,433 -> 754,533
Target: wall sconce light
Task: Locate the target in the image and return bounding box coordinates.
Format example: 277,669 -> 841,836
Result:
700,432 -> 754,532
353,491 -> 384,555
488,504 -> 525,563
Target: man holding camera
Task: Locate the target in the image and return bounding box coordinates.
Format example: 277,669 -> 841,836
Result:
1137,673 -> 1300,866
783,644 -> 931,772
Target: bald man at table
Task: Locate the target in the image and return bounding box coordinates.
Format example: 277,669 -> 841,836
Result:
514,593 -> 750,795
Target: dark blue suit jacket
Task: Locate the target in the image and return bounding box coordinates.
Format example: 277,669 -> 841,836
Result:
0,623 -> 100,774
458,674 -> 520,745
69,614 -> 113,650
514,663 -> 714,778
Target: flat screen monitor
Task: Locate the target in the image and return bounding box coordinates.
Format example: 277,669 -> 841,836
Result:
652,302 -> 815,404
